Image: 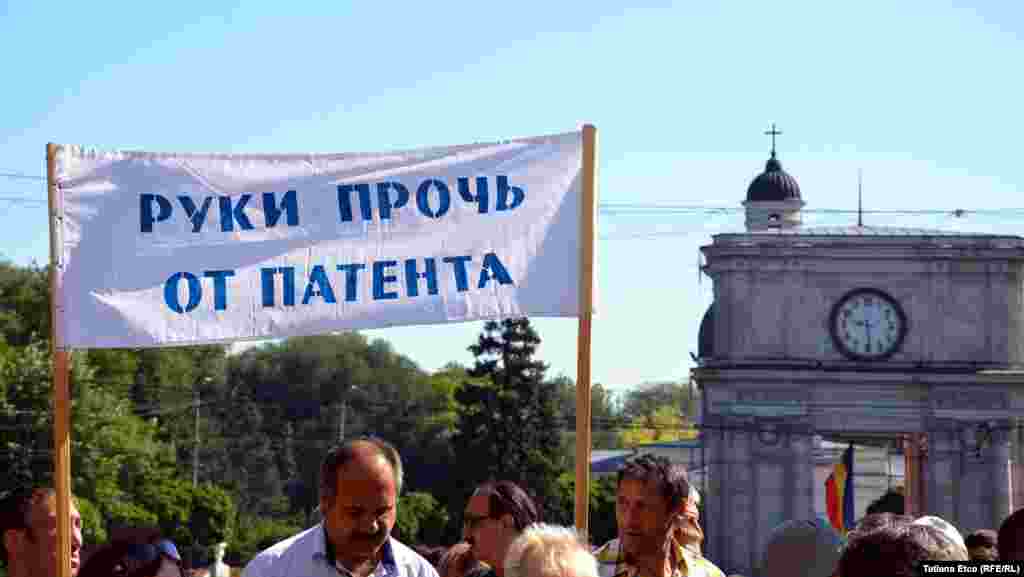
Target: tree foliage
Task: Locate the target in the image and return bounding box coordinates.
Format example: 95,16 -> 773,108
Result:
552,473 -> 618,546
0,262 -> 49,346
191,483 -> 237,545
227,515 -> 303,566
620,405 -> 698,447
0,261 -> 241,551
76,496 -> 108,544
0,259 -> 703,561
395,491 -> 449,546
453,319 -> 568,524
619,381 -> 699,447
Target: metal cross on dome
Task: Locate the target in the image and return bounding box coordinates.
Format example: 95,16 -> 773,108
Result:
764,123 -> 782,159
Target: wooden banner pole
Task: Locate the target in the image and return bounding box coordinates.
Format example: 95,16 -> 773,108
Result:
47,143 -> 73,577
575,124 -> 598,537
903,432 -> 925,517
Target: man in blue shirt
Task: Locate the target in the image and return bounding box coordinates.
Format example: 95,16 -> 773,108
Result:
242,437 -> 438,577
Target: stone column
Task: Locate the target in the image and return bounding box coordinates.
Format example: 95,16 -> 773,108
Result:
702,414 -> 726,569
957,424 -> 989,532
703,414 -> 815,577
930,419 -> 1013,532
753,425 -> 787,570
727,419 -> 817,577
789,423 -> 817,521
727,420 -> 755,576
1013,418 -> 1024,511
988,421 -> 1013,526
925,418 -> 958,521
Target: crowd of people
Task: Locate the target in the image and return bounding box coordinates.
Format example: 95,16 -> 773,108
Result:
3,436 -> 1024,577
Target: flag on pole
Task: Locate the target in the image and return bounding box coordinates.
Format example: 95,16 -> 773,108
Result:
826,444 -> 855,534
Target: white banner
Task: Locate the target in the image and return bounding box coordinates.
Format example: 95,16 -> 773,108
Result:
54,130 -> 585,348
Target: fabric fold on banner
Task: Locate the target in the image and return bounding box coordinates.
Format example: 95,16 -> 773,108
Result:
825,444 -> 855,534
54,131 -> 585,348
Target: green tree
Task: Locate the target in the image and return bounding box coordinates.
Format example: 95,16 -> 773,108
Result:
190,483 -> 237,545
619,380 -> 699,447
0,263 -> 242,559
0,338 -> 55,487
454,319 -> 566,523
230,515 -> 304,565
621,380 -> 699,423
395,491 -> 450,546
208,333 -> 459,525
129,345 -> 227,474
84,349 -> 139,397
590,383 -> 623,449
71,366 -> 172,510
75,496 -> 108,545
620,405 -> 697,447
553,472 -> 618,546
106,500 -> 159,529
425,364 -> 464,433
0,262 -> 49,346
137,474 -> 194,543
553,379 -> 623,460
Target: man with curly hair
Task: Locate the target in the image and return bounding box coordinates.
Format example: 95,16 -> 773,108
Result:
594,455 -> 724,577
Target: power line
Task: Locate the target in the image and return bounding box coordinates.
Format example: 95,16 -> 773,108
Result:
2,168 -> 1022,217
0,196 -> 46,205
4,421 -> 1017,457
0,376 -> 1020,421
1,183 -> 1024,217
0,172 -> 44,181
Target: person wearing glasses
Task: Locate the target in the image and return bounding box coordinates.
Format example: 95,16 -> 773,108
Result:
242,436 -> 438,577
594,455 -> 724,577
462,480 -> 541,577
78,535 -> 183,577
0,487 -> 84,577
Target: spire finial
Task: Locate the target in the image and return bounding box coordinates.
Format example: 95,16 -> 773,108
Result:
764,123 -> 782,159
858,169 -> 864,227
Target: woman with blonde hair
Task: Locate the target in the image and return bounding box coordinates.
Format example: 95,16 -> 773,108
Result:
504,523 -> 597,577
674,485 -> 704,555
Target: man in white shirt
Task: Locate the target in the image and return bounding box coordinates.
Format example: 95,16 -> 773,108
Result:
242,437 -> 438,577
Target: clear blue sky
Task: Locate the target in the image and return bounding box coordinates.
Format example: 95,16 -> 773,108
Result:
2,1 -> 1023,392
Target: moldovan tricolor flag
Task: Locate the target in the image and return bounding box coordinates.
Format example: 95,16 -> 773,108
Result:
826,444 -> 855,534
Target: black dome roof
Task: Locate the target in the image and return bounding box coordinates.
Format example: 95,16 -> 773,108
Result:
746,156 -> 801,202
698,303 -> 715,359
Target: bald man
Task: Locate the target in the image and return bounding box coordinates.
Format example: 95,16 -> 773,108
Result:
242,437 -> 438,577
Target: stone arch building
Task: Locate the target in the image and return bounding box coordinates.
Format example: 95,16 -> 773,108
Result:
691,140 -> 1024,575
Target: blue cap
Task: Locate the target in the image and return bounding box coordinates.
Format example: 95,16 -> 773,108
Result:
155,539 -> 182,562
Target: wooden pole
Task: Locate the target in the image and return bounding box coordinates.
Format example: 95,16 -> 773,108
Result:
903,434 -> 914,516
575,124 -> 598,537
47,143 -> 73,577
904,432 -> 925,517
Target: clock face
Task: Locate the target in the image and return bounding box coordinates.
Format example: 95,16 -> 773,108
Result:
829,288 -> 907,360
